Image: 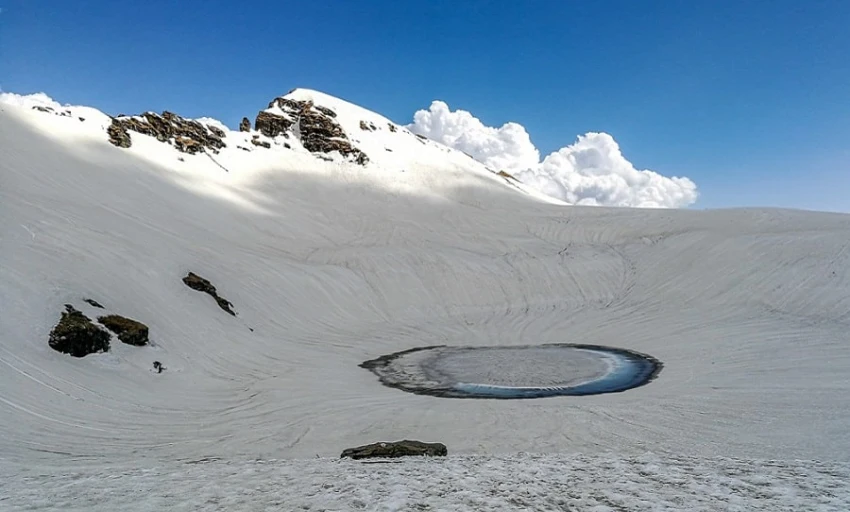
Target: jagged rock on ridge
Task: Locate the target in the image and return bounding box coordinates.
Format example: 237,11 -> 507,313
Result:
106,111 -> 226,154
48,305 -> 111,357
182,272 -> 236,316
254,110 -> 294,138
340,440 -> 448,460
497,170 -> 519,182
98,315 -> 150,346
255,97 -> 369,165
107,122 -> 131,148
239,117 -> 251,132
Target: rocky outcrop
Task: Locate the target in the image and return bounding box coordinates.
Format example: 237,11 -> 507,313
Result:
107,122 -> 131,148
182,272 -> 236,316
497,170 -> 518,182
359,120 -> 376,131
107,111 -> 226,154
84,298 -> 105,309
387,123 -> 397,133
255,97 -> 369,165
341,440 -> 447,460
239,117 -> 251,132
98,315 -> 149,346
251,135 -> 271,149
48,305 -> 111,357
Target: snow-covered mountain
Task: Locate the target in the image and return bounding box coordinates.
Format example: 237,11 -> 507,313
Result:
1,90 -> 849,510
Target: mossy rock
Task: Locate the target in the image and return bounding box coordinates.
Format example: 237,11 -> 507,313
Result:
49,305 -> 111,357
98,315 -> 149,346
341,440 -> 447,460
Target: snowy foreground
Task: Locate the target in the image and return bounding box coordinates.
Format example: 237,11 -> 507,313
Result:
2,90 -> 850,510
3,454 -> 849,511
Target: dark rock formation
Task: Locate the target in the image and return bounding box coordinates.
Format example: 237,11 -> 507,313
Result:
254,97 -> 369,165
207,125 -> 225,139
254,110 -> 294,138
497,170 -> 518,182
106,111 -> 226,154
387,123 -> 397,133
182,272 -> 236,316
32,105 -> 54,113
107,122 -> 131,148
84,298 -> 105,309
98,315 -> 149,346
341,440 -> 447,460
359,120 -> 376,131
48,305 -> 111,357
239,117 -> 251,132
315,105 -> 337,118
251,138 -> 271,149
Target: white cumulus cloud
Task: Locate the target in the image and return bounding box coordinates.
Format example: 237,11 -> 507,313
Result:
408,101 -> 697,208
0,91 -> 63,111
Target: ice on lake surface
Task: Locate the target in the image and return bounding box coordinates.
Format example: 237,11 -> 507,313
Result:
362,344 -> 662,398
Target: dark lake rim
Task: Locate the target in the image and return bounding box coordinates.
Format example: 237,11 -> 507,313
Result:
360,343 -> 664,400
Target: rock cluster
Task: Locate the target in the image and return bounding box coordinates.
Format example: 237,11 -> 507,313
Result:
254,97 -> 369,165
250,135 -> 271,149
341,440 -> 448,460
239,117 -> 251,132
182,272 -> 236,316
359,120 -> 377,131
48,305 -> 111,357
98,314 -> 150,346
107,111 -> 226,154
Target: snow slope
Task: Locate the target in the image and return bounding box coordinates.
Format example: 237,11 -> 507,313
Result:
2,91 -> 850,509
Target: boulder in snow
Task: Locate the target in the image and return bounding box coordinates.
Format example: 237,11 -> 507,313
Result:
98,314 -> 150,346
48,305 -> 111,357
341,440 -> 447,460
84,298 -> 105,309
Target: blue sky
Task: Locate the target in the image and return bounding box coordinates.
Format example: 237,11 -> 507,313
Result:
2,0 -> 849,211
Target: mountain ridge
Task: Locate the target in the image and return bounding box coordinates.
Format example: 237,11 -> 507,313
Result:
0,88 -> 566,206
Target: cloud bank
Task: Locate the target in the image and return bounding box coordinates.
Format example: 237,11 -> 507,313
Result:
408,101 -> 697,208
0,91 -> 63,110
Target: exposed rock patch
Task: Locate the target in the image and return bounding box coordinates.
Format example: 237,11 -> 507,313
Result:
497,170 -> 518,182
84,298 -> 105,309
387,123 -> 397,133
107,122 -> 131,148
359,120 -> 377,131
182,272 -> 236,316
98,315 -> 150,346
106,111 -> 226,154
255,97 -> 369,165
48,305 -> 111,357
341,440 -> 447,460
239,117 -> 251,132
